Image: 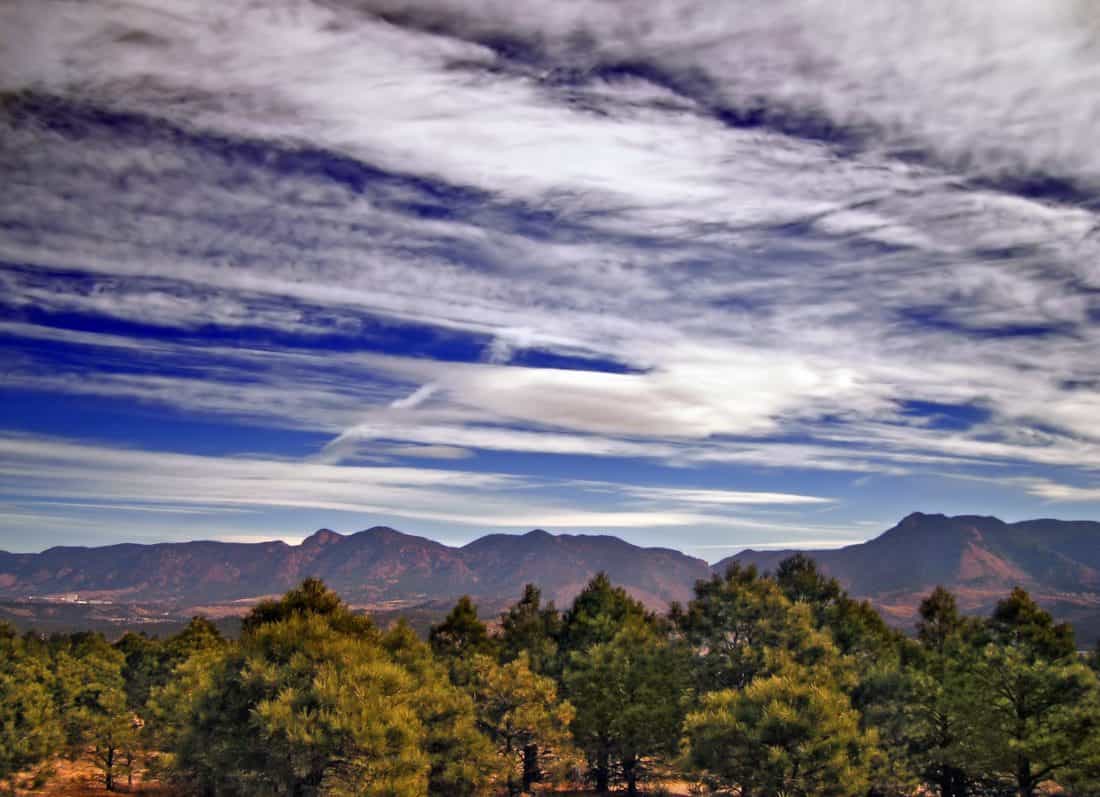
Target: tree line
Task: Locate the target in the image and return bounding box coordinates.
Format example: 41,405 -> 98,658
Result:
2,555 -> 1100,795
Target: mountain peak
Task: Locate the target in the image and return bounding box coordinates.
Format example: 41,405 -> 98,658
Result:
359,526 -> 403,538
899,511 -> 946,525
302,528 -> 343,547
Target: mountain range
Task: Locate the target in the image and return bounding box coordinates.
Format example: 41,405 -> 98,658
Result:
1,513 -> 1098,642
0,527 -> 710,611
721,512 -> 1100,642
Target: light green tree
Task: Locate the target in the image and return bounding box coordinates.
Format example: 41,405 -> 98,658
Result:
176,612 -> 429,796
382,621 -> 498,796
51,632 -> 137,792
684,672 -> 878,797
172,579 -> 497,797
468,652 -> 574,795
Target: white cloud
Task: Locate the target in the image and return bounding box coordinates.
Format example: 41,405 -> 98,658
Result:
2,0 -> 1100,536
0,435 -> 840,542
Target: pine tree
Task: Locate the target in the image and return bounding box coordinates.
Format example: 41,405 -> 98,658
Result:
563,620 -> 689,795
558,572 -> 652,657
382,621 -> 498,796
0,624 -> 63,782
685,672 -> 877,797
171,580 -> 495,797
430,595 -> 498,670
959,589 -> 1100,797
676,563 -> 840,691
499,584 -> 561,674
51,632 -> 136,791
468,652 -> 574,795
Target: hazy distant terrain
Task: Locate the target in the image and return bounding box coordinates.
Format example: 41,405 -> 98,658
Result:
0,526 -> 710,615
721,512 -> 1100,642
2,513 -> 1098,642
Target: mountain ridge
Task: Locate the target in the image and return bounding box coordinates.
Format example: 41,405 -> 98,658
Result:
717,512 -> 1100,641
0,525 -> 712,611
2,513 -> 1099,643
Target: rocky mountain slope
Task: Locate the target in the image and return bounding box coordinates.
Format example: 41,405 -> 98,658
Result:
0,527 -> 711,611
717,512 -> 1100,639
3,513 -> 1098,642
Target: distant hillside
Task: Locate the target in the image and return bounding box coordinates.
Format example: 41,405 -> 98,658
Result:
717,512 -> 1100,639
0,527 -> 711,612
3,514 -> 1099,643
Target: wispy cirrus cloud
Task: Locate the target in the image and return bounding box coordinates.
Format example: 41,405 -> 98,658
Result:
2,0 -> 1100,550
0,435 -> 839,551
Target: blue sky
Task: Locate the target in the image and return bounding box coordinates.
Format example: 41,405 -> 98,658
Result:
2,0 -> 1100,560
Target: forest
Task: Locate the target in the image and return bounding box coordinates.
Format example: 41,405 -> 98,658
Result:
2,556 -> 1100,796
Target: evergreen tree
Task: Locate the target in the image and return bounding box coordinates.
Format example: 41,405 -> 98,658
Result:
774,554 -> 898,661
563,620 -> 689,795
863,588 -> 974,797
0,624 -> 63,782
499,584 -> 561,674
51,632 -> 136,791
382,622 -> 498,796
497,585 -> 565,790
114,632 -> 162,713
172,580 -> 493,796
121,616 -> 226,721
242,576 -> 373,636
676,563 -> 838,691
959,595 -> 1100,797
685,672 -> 878,797
468,653 -> 574,795
558,572 -> 652,657
430,595 -> 497,667
985,587 -> 1076,660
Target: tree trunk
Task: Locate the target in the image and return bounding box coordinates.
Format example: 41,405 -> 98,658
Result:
104,746 -> 115,792
594,749 -> 610,793
623,753 -> 638,796
522,744 -> 539,792
1017,755 -> 1034,797
939,764 -> 968,797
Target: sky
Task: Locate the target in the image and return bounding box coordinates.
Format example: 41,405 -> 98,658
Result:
1,0 -> 1099,561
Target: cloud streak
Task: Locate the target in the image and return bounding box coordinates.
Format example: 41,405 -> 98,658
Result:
2,0 -> 1100,548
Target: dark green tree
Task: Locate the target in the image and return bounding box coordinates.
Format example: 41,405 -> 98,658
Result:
120,616 -> 226,722
863,588 -> 974,797
986,587 -> 1075,660
558,572 -> 652,657
676,563 -> 838,692
958,592 -> 1100,797
564,620 -> 689,794
0,624 -> 63,782
499,584 -> 561,674
430,595 -> 497,666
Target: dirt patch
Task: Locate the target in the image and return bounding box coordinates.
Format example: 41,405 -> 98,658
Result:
2,755 -> 175,796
